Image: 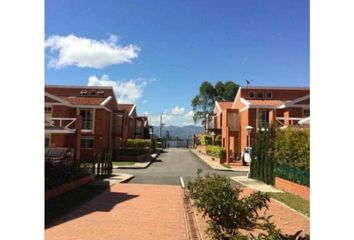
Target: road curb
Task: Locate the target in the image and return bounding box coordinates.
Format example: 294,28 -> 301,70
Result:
189,149 -> 249,173
115,149 -> 163,169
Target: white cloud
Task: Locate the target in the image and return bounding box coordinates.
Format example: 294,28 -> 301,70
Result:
171,106 -> 185,115
45,34 -> 140,69
88,75 -> 148,103
147,109 -> 197,126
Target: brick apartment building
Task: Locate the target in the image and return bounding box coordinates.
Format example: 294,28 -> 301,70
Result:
210,86 -> 310,163
45,85 -> 148,161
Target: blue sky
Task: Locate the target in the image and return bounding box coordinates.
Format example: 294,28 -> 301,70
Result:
45,0 -> 309,126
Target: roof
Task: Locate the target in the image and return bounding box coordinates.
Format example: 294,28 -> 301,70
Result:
118,104 -> 135,112
247,99 -> 286,108
60,96 -> 107,106
241,86 -> 309,90
215,101 -> 233,113
218,101 -> 233,110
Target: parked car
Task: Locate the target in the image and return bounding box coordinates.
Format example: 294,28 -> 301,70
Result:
45,148 -> 74,166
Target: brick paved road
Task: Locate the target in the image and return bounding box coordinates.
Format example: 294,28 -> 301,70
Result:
45,184 -> 187,240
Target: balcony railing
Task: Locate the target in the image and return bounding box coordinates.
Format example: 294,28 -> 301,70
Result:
45,117 -> 77,133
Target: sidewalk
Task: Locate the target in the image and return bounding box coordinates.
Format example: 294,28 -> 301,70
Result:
91,173 -> 134,186
46,184 -> 187,240
114,149 -> 162,169
190,149 -> 250,172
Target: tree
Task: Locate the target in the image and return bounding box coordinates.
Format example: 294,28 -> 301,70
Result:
191,81 -> 240,124
191,81 -> 216,125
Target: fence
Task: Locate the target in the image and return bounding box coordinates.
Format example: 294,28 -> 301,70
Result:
45,149 -> 113,191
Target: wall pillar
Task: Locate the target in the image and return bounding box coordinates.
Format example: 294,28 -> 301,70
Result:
75,115 -> 82,161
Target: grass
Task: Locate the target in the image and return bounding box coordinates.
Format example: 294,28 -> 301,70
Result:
269,192 -> 310,216
112,161 -> 136,166
45,183 -> 109,226
221,163 -> 232,169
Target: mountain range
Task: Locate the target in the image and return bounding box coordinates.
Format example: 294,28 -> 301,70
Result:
152,125 -> 204,139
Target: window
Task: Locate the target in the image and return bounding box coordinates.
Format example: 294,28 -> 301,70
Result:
97,90 -> 104,95
259,110 -> 269,126
80,109 -> 93,130
266,92 -> 272,99
248,91 -> 255,98
45,106 -> 52,113
80,137 -> 94,149
303,109 -> 310,117
80,90 -> 88,95
256,92 -> 264,98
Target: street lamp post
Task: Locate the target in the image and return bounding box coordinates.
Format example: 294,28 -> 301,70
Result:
246,125 -> 253,148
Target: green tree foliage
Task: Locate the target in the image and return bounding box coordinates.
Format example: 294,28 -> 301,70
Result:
214,134 -> 222,146
187,171 -> 270,239
191,81 -> 240,124
199,134 -> 212,145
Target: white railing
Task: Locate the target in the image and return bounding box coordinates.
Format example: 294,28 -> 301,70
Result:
45,117 -> 76,129
276,117 -> 305,126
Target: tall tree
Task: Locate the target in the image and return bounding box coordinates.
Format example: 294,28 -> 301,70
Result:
192,81 -> 216,125
191,81 -> 240,124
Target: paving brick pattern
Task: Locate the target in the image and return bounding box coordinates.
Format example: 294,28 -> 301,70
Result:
45,184 -> 187,240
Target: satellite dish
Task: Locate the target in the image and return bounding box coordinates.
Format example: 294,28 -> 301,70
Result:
243,152 -> 251,163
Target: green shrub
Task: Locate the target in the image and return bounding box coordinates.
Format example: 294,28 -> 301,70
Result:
214,134 -> 222,146
206,145 -> 226,159
250,128 -> 275,185
156,141 -> 162,148
126,139 -> 151,149
274,128 -> 309,170
187,171 -> 270,239
199,134 -> 212,146
275,163 -> 310,186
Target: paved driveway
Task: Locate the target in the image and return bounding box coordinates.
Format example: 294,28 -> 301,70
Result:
114,148 -> 247,186
45,184 -> 186,240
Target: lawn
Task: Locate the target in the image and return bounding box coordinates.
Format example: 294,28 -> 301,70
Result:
45,183 -> 109,226
221,163 -> 232,168
269,192 -> 310,216
112,161 -> 136,166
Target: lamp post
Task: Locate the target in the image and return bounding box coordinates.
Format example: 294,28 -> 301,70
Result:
246,125 -> 253,148
210,131 -> 215,145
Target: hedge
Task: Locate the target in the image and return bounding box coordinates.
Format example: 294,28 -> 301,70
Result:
214,134 -> 222,146
126,139 -> 151,149
199,134 -> 212,146
274,128 -> 309,170
275,163 -> 310,186
206,145 -> 226,159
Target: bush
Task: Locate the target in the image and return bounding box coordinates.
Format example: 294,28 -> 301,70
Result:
214,134 -> 222,146
156,141 -> 162,148
275,163 -> 310,186
126,139 -> 151,149
206,145 -> 226,159
187,171 -> 310,240
199,134 -> 212,146
187,171 -> 270,239
274,128 -> 309,170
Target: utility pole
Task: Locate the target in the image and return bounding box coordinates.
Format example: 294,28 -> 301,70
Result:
160,113 -> 163,138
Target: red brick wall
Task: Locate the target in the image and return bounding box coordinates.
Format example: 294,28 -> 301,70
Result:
275,177 -> 310,201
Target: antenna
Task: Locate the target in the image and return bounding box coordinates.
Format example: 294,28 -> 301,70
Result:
245,79 -> 253,88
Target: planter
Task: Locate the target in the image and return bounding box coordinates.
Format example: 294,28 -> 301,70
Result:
45,174 -> 95,201
275,177 -> 310,201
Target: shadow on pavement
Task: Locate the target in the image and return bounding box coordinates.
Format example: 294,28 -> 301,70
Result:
46,181 -> 138,229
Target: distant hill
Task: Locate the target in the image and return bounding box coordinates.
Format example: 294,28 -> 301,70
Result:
152,125 -> 204,139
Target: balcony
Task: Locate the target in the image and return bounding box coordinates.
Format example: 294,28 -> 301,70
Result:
45,117 -> 77,134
